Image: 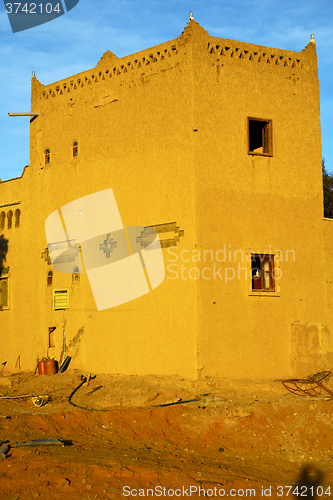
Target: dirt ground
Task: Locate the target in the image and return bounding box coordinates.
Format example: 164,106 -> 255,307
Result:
0,370 -> 333,500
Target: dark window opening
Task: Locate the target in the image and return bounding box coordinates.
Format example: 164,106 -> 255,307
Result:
248,118 -> 272,155
15,209 -> 21,228
73,141 -> 78,157
251,254 -> 275,291
47,270 -> 53,286
45,149 -> 51,164
7,211 -> 13,230
0,212 -> 5,230
72,266 -> 80,283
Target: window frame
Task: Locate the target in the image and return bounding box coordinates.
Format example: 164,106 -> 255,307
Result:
247,250 -> 281,297
248,117 -> 273,157
0,276 -> 9,310
47,270 -> 53,286
45,148 -> 51,165
72,140 -> 79,158
72,266 -> 80,283
53,289 -> 70,310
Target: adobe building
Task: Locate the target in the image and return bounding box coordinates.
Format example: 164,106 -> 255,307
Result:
1,18 -> 333,380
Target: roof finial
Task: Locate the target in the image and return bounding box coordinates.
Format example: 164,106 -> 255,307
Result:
32,71 -> 35,77
189,11 -> 194,21
310,34 -> 315,44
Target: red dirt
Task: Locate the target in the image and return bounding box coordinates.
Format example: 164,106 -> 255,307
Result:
0,371 -> 332,499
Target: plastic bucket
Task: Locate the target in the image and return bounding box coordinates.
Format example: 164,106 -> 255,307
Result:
45,359 -> 58,375
38,360 -> 46,375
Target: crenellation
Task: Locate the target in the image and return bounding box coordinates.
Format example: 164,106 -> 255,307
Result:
40,43 -> 180,100
207,40 -> 304,69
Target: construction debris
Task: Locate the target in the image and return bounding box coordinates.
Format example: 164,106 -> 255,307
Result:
281,371 -> 333,398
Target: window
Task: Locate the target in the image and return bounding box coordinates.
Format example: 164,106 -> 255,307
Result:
0,278 -> 8,308
246,249 -> 281,296
15,209 -> 21,228
48,326 -> 56,348
45,149 -> 51,165
53,289 -> 69,310
0,212 -> 5,230
72,266 -> 80,283
7,211 -> 13,230
248,118 -> 272,156
47,270 -> 53,286
73,141 -> 78,157
251,254 -> 275,292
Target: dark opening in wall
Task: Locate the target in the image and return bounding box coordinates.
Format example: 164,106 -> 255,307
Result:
15,209 -> 20,228
47,270 -> 53,286
73,141 -> 78,157
251,254 -> 275,291
7,211 -> 13,230
248,118 -> 272,155
72,266 -> 80,283
45,149 -> 51,164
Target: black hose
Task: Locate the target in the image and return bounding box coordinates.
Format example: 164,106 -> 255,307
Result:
59,356 -> 72,373
151,398 -> 201,408
68,377 -> 107,412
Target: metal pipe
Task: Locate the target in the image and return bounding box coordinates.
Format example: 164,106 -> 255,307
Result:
0,444 -> 9,455
8,113 -> 39,117
15,439 -> 63,448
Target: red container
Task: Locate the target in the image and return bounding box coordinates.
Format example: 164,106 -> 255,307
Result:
38,360 -> 46,375
45,359 -> 58,375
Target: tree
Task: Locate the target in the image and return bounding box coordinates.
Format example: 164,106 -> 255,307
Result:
0,234 -> 8,272
323,159 -> 333,218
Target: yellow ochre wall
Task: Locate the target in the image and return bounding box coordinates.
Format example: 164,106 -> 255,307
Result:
0,20 -> 332,380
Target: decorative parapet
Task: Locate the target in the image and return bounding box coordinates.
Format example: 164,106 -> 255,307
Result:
207,40 -> 303,69
41,43 -> 179,99
38,21 -> 308,100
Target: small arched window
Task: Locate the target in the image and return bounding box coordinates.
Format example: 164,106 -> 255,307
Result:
73,141 -> 78,158
15,209 -> 21,228
72,266 -> 80,283
45,148 -> 51,165
7,211 -> 13,230
0,279 -> 8,308
0,212 -> 5,230
47,270 -> 53,286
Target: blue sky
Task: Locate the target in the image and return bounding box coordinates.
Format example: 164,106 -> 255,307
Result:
0,0 -> 332,181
